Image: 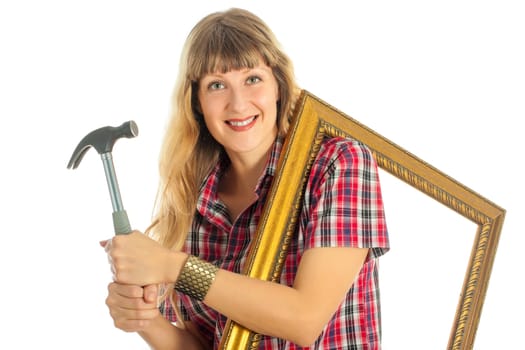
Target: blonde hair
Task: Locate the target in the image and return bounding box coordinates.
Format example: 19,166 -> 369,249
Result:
146,8 -> 300,326
148,8 -> 299,249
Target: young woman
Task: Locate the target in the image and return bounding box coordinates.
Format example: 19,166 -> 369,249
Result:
102,8 -> 390,349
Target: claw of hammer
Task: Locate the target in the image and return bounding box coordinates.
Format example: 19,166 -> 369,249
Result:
67,120 -> 139,235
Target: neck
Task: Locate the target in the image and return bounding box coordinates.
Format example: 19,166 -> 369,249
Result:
225,149 -> 269,192
224,132 -> 276,189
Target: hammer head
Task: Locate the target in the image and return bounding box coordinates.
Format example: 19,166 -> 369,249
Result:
67,120 -> 139,169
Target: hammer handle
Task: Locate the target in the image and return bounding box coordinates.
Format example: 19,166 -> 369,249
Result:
113,210 -> 132,235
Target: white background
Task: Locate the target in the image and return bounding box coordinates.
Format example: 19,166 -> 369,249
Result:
1,0 -> 523,349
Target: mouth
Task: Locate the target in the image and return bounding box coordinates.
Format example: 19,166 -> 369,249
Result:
226,115 -> 258,127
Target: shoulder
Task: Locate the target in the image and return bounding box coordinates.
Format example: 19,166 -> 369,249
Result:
315,136 -> 375,170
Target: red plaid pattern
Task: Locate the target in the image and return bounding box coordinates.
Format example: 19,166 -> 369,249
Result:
161,136 -> 390,349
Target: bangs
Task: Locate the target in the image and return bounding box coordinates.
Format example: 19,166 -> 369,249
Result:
187,21 -> 279,81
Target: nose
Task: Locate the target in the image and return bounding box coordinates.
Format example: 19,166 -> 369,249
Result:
227,86 -> 248,113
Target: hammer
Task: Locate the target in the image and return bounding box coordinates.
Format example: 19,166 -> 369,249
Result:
67,120 -> 139,235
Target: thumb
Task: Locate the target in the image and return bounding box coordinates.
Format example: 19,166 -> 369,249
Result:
143,284 -> 158,304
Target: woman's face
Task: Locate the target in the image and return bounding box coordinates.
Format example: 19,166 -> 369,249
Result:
197,62 -> 279,160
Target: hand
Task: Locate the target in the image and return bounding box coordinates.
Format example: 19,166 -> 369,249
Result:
105,282 -> 161,332
100,231 -> 173,286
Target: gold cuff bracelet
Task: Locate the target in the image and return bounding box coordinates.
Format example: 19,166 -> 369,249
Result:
174,255 -> 218,301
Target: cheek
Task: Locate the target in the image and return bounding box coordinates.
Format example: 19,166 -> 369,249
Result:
196,91 -> 206,115
198,97 -> 217,122
201,111 -> 217,131
200,107 -> 223,139
261,88 -> 279,115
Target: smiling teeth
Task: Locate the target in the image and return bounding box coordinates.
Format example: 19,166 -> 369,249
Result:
229,116 -> 255,127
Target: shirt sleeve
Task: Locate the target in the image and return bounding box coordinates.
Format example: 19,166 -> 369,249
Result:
301,137 -> 390,259
158,290 -> 180,323
158,287 -> 198,326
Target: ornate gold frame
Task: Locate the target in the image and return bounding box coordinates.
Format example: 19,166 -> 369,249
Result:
218,90 -> 505,350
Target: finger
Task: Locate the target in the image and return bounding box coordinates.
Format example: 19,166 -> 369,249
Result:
112,317 -> 155,333
107,293 -> 157,311
107,299 -> 159,331
143,284 -> 158,304
104,238 -> 112,253
107,284 -> 155,310
108,282 -> 145,299
111,264 -> 116,280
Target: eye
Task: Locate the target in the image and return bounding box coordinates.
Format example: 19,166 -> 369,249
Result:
208,81 -> 224,90
246,75 -> 261,85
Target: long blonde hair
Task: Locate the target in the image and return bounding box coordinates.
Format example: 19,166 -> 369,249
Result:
147,8 -> 300,252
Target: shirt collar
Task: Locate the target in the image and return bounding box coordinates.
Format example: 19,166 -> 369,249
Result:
264,135 -> 283,178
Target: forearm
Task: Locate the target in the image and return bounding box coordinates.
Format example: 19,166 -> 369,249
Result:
169,252 -> 309,343
168,247 -> 367,346
138,313 -> 205,350
200,247 -> 368,346
204,270 -> 313,344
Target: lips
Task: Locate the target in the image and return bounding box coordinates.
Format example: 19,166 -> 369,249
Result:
226,115 -> 258,128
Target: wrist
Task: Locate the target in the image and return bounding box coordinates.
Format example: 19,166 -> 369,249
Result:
174,255 -> 218,301
167,251 -> 189,283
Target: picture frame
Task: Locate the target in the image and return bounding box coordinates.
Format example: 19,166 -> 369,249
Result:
218,90 -> 506,350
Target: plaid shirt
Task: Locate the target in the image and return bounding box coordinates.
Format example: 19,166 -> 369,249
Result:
162,136 -> 390,349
